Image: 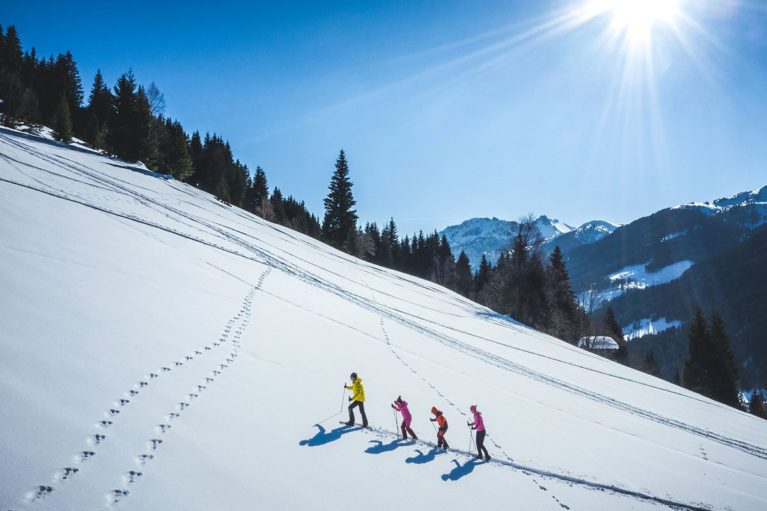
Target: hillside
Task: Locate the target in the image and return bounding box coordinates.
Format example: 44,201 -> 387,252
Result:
607,224 -> 767,386
1,127 -> 767,510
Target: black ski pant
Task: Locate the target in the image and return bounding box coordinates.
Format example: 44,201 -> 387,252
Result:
476,430 -> 489,459
401,421 -> 417,439
437,425 -> 449,449
348,400 -> 368,426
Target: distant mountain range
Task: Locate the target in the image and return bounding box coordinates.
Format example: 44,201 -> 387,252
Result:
440,185 -> 767,386
440,216 -> 618,268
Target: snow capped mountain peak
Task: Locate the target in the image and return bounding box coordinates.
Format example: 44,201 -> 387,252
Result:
571,220 -> 619,242
440,215 -> 575,268
535,215 -> 574,240
712,185 -> 767,209
670,185 -> 767,229
673,185 -> 767,214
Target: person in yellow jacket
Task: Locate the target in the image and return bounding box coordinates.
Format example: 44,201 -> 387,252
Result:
344,372 -> 368,427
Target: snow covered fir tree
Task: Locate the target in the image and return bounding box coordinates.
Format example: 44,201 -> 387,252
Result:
2,2 -> 767,509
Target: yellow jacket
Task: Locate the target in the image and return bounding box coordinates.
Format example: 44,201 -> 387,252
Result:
345,377 -> 365,402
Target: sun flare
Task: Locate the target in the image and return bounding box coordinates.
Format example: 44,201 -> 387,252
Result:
595,0 -> 683,46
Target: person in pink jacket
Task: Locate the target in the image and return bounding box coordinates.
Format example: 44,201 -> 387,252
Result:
468,404 -> 490,461
391,396 -> 417,440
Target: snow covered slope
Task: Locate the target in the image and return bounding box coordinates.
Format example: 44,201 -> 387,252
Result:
1,127 -> 767,511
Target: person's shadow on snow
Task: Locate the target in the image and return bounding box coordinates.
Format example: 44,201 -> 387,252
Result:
441,458 -> 482,481
365,439 -> 415,454
405,447 -> 441,464
299,424 -> 359,447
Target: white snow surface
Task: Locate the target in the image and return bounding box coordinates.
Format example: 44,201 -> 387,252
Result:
608,260 -> 694,288
1,128 -> 767,511
577,336 -> 619,350
623,318 -> 683,341
580,260 -> 695,309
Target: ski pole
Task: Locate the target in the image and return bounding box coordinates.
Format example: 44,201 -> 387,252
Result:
340,387 -> 347,413
393,409 -> 399,437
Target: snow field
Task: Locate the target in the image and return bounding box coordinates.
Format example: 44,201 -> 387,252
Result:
1,128 -> 766,510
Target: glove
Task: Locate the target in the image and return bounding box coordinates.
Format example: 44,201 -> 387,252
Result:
348,397 -> 352,402
391,404 -> 396,409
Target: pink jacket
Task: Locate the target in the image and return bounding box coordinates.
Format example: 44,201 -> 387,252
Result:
470,410 -> 485,432
394,400 -> 412,423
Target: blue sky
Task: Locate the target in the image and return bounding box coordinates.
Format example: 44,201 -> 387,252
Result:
5,0 -> 767,234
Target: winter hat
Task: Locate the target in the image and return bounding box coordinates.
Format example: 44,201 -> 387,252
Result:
431,406 -> 439,415
396,396 -> 403,404
470,405 -> 477,413
350,372 -> 357,379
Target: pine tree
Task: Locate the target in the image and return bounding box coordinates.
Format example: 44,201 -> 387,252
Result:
749,390 -> 766,419
251,166 -> 272,218
474,254 -> 492,294
85,70 -> 112,148
110,71 -> 139,160
18,87 -> 40,125
641,351 -> 660,377
709,310 -> 740,407
364,222 -> 381,263
164,121 -> 193,180
455,251 -> 474,297
135,86 -> 156,164
271,188 -> 285,223
188,131 -> 203,172
502,216 -> 547,328
1,26 -> 23,73
605,307 -> 628,363
682,308 -> 711,395
322,150 -> 357,252
378,218 -> 399,267
546,246 -> 579,342
53,95 -> 73,142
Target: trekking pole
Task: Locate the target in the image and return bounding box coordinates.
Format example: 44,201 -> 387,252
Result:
393,409 -> 399,438
339,387 -> 346,414
468,428 -> 473,455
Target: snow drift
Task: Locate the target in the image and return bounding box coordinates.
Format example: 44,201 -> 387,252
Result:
1,127 -> 766,511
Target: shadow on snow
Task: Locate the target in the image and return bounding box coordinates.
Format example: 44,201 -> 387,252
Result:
405,447 -> 443,464
441,458 -> 484,481
365,438 -> 415,454
299,424 -> 360,447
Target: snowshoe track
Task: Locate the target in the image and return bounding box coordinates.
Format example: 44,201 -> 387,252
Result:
18,268 -> 270,508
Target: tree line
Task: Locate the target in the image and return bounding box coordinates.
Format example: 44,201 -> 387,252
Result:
0,25 -> 319,238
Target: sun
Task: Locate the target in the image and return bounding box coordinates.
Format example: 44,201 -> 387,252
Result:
598,0 -> 683,47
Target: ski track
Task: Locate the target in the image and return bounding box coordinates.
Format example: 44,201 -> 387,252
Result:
357,426 -> 713,511
367,286 -> 572,511
1,134 -> 764,509
369,292 -> 716,511
17,268 -> 271,509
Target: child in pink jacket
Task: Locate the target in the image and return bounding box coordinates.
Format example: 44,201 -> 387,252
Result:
391,396 -> 417,440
